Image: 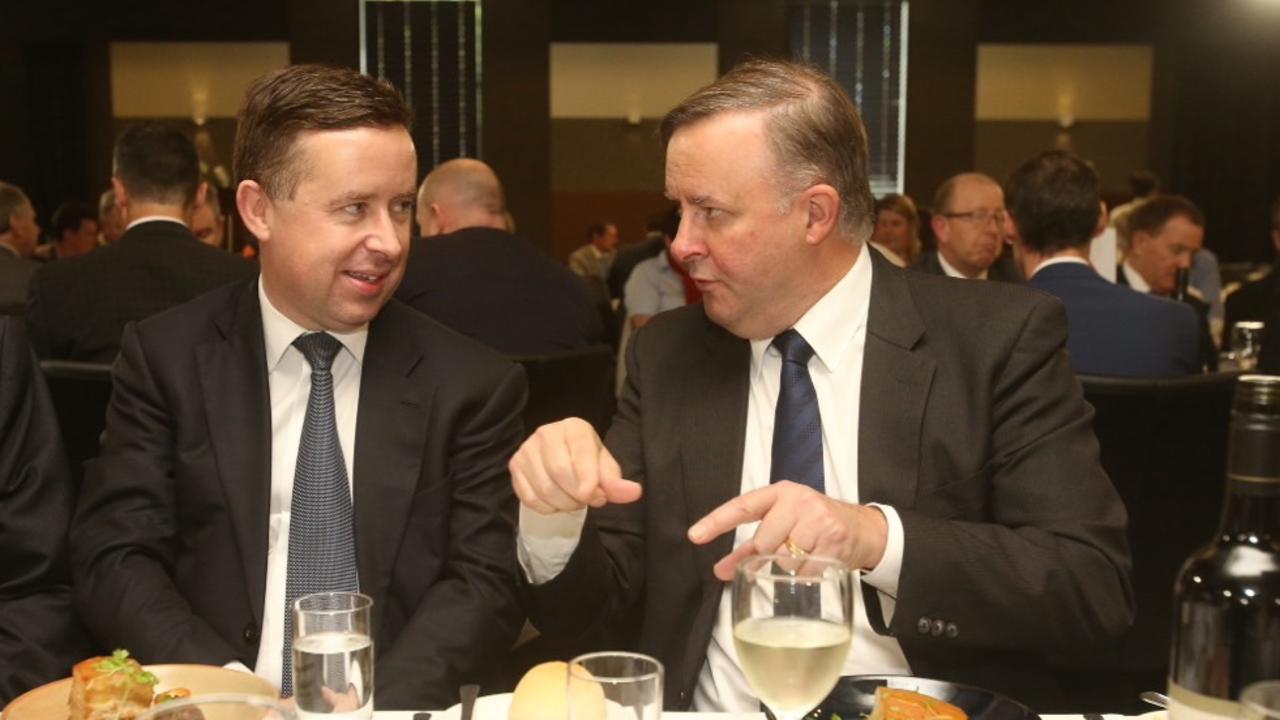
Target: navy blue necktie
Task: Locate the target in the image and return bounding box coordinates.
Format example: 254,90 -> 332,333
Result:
770,329 -> 824,492
281,332 -> 359,697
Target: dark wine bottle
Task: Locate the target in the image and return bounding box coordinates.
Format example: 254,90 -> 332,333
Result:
1168,375 -> 1280,720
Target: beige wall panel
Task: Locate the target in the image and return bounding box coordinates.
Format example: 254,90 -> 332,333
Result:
550,42 -> 717,120
976,44 -> 1152,122
111,42 -> 290,120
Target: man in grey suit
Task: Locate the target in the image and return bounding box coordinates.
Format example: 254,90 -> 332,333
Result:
0,182 -> 41,316
510,59 -> 1132,711
914,172 -> 1023,283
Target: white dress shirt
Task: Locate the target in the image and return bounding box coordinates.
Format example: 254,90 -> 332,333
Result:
1029,255 -> 1090,280
231,279 -> 368,689
125,215 -> 188,231
1122,261 -> 1152,293
517,245 -> 909,712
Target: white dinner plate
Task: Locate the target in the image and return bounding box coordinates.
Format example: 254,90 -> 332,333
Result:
436,693 -> 513,720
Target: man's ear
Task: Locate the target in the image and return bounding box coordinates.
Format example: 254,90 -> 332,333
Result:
931,212 -> 949,245
1092,200 -> 1109,238
802,184 -> 840,245
111,178 -> 129,221
236,180 -> 273,246
194,181 -> 209,213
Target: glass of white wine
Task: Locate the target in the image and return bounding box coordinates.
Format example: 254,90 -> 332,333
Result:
732,554 -> 853,720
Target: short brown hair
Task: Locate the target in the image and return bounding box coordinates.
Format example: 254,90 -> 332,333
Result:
660,58 -> 874,240
1127,194 -> 1205,237
234,64 -> 413,199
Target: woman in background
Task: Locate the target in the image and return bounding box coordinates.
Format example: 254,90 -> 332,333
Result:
869,193 -> 921,267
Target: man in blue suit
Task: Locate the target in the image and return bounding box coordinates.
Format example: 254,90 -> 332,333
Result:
1005,150 -> 1200,377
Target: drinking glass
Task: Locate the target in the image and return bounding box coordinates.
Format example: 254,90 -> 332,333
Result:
732,554 -> 854,720
567,652 -> 664,720
139,693 -> 295,720
1240,681 -> 1280,720
293,592 -> 374,720
1231,321 -> 1266,371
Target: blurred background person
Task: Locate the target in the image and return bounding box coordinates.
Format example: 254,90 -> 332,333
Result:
917,172 -> 1022,282
97,188 -> 125,245
191,182 -> 227,248
568,221 -> 618,289
34,201 -> 98,261
869,193 -> 921,267
0,182 -> 41,316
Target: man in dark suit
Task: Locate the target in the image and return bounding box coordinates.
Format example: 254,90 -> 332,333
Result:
0,317 -> 94,702
26,123 -> 255,362
509,60 -> 1132,712
397,158 -> 606,355
913,172 -> 1023,283
70,65 -> 525,709
1004,150 -> 1200,378
1223,195 -> 1280,335
0,182 -> 41,316
1116,194 -> 1218,371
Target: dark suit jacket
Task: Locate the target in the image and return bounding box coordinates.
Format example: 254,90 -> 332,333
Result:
0,246 -> 38,316
1028,262 -> 1201,377
1116,265 -> 1218,371
69,280 -> 527,708
395,227 -> 606,356
527,251 -> 1133,710
0,318 -> 95,702
911,247 -> 1024,283
27,220 -> 256,362
1223,263 -> 1280,334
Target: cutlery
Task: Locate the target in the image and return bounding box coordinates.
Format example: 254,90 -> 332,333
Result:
1139,691 -> 1170,709
460,683 -> 480,720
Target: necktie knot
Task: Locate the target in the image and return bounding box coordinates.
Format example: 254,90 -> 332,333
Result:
772,329 -> 815,366
293,332 -> 342,372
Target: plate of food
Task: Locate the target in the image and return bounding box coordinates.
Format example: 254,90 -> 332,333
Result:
814,675 -> 1039,720
3,650 -> 279,720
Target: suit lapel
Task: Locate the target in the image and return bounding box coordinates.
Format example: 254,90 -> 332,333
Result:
859,252 -> 935,509
198,281 -> 272,625
680,317 -> 751,579
352,305 -> 433,633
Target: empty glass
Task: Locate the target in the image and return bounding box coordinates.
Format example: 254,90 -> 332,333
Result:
567,652 -> 663,720
1231,321 -> 1266,371
293,592 -> 374,720
1240,681 -> 1280,720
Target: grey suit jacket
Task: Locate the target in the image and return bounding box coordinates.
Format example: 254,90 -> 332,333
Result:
70,280 -> 527,708
0,247 -> 37,316
527,250 -> 1133,709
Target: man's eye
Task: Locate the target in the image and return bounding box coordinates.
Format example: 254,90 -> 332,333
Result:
393,200 -> 415,215
343,203 -> 366,217
701,207 -> 722,220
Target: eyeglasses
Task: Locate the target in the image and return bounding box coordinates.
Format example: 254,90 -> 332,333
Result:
941,209 -> 1007,226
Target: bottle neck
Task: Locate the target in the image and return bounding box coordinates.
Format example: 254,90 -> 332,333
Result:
1219,419 -> 1280,538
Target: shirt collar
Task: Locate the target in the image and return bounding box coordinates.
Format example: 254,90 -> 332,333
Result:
0,240 -> 18,257
126,216 -> 188,231
938,250 -> 988,280
1030,255 -> 1090,279
258,277 -> 369,372
750,243 -> 873,378
1122,261 -> 1151,293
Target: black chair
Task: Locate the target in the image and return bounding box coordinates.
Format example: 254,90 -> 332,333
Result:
39,360 -> 113,488
1056,371 -> 1241,712
510,344 -> 616,438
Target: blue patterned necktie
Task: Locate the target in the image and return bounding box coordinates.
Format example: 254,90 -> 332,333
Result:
770,329 -> 824,492
281,332 -> 359,697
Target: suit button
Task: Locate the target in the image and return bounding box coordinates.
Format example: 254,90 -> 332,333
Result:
945,622 -> 959,639
930,619 -> 945,637
243,624 -> 260,644
917,617 -> 932,634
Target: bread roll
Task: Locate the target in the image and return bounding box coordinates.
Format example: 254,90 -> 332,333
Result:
508,661 -> 605,720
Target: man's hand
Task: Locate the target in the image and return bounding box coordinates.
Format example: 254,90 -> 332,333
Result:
509,418 -> 643,514
687,481 -> 888,580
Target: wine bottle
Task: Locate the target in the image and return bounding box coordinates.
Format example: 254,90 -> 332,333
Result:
1168,375 -> 1280,720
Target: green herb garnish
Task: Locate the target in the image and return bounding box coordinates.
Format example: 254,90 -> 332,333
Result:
94,649 -> 159,687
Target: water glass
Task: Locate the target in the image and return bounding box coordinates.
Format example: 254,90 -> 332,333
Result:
568,652 -> 664,720
1240,681 -> 1280,720
140,693 -> 295,720
732,554 -> 853,720
1231,321 -> 1266,371
293,592 -> 374,720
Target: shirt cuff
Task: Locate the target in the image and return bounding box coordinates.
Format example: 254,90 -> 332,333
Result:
224,661 -> 253,674
516,505 -> 588,585
860,504 -> 904,622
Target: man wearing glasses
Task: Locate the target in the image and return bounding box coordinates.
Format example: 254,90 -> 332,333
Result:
915,172 -> 1022,282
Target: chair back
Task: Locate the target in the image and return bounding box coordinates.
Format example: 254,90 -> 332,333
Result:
39,360 -> 113,487
510,344 -> 616,438
1061,371 -> 1240,709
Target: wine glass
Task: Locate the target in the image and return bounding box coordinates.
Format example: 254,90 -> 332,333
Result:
1231,321 -> 1266,371
567,652 -> 664,720
292,592 -> 374,720
732,554 -> 853,720
1240,681 -> 1280,720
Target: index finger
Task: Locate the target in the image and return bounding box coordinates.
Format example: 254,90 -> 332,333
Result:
687,484 -> 781,545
